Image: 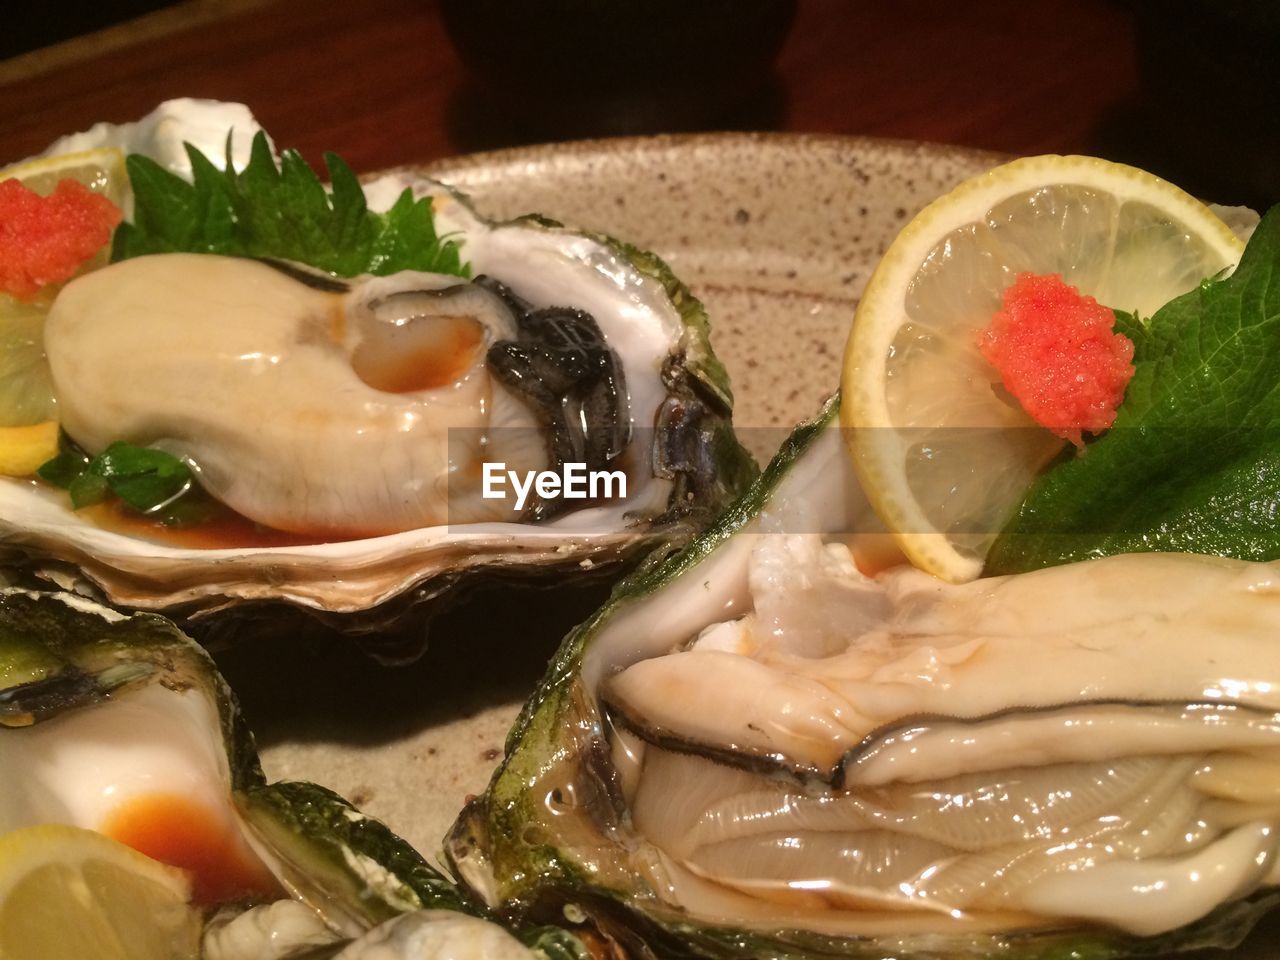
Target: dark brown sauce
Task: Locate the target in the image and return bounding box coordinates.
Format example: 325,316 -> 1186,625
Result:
328,295 -> 346,344
352,314 -> 484,393
80,498 -> 367,550
102,791 -> 281,905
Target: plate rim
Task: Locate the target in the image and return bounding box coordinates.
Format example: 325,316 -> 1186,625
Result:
411,130 -> 1012,180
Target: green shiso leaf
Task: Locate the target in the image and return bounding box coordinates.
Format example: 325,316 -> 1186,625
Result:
38,438 -> 193,514
1110,307 -> 1150,352
987,206 -> 1280,574
370,180 -> 470,278
35,445 -> 90,490
111,131 -> 468,278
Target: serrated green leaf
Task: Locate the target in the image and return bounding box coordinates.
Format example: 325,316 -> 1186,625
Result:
183,144 -> 238,254
325,151 -> 376,265
369,187 -> 469,278
1110,308 -> 1149,353
111,155 -> 198,259
114,132 -> 467,279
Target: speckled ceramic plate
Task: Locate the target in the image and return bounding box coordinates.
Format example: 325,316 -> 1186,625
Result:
1,110 -> 1270,956
214,134 -> 1280,957
214,132 -> 1003,856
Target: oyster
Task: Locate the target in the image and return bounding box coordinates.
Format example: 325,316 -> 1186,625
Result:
0,585 -> 584,958
447,397 -> 1280,957
0,102 -> 754,650
46,256 -> 556,535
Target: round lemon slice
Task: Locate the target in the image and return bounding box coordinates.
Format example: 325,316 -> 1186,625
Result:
0,824 -> 201,960
841,155 -> 1245,583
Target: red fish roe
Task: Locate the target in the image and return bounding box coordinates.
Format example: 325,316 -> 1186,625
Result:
978,273 -> 1135,447
0,178 -> 123,300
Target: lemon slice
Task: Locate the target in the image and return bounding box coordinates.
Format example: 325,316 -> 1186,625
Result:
0,146 -> 129,280
0,147 -> 128,205
841,155 -> 1245,583
0,294 -> 57,432
0,421 -> 59,477
0,147 -> 128,439
0,824 -> 201,960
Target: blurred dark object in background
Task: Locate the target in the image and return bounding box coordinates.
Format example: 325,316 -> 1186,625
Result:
441,0 -> 796,145
1102,0 -> 1279,209
2,0 -> 178,59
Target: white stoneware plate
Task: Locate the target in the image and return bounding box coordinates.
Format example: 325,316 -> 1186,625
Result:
211,134 -> 1279,957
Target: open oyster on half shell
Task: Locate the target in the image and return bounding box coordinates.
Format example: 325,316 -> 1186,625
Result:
0,101 -> 754,656
0,585 -> 586,959
446,397 -> 1280,958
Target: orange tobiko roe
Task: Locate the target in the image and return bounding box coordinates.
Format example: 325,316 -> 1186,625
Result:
0,177 -> 123,300
978,272 -> 1135,447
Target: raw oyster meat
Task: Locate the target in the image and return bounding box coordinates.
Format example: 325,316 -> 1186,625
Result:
0,101 -> 755,650
0,585 -> 583,958
447,397 -> 1280,958
45,256 -> 557,535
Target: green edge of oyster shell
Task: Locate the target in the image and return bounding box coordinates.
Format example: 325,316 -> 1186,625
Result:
495,395 -> 834,789
238,781 -> 472,927
592,229 -> 759,526
0,588 -> 261,795
445,394 -> 1280,959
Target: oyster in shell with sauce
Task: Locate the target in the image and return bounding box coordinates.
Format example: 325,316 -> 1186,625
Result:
0,584 -> 585,959
447,398 -> 1280,958
0,101 -> 755,658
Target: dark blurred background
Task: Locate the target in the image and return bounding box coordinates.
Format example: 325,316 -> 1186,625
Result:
1,0 -> 1277,208
2,0 -> 174,59
1113,0 -> 1279,212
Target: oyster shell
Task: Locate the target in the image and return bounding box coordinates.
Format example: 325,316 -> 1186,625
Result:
446,397 -> 1280,957
0,585 -> 585,958
0,102 -> 755,652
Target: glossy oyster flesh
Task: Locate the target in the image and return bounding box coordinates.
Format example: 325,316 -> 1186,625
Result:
45,256 -> 613,535
447,397 -> 1280,958
0,586 -> 584,959
0,104 -> 754,634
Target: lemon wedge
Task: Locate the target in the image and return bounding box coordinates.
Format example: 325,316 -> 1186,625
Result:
841,155 -> 1244,583
0,147 -> 129,437
0,295 -> 57,435
0,824 -> 201,960
0,147 -> 128,205
0,421 -> 59,477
